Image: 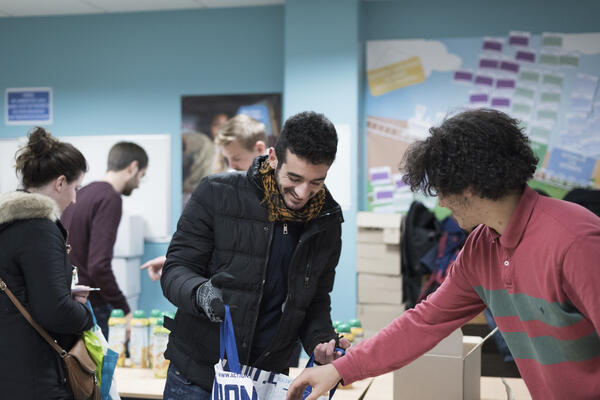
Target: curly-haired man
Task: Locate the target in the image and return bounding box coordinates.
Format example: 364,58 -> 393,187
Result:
288,109 -> 600,400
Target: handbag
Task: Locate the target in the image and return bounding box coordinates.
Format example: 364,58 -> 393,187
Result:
0,277 -> 100,400
212,305 -> 343,400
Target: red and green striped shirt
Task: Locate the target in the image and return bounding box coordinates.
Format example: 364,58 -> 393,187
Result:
335,187 -> 600,399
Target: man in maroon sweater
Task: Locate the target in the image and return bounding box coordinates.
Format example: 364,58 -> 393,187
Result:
62,141 -> 148,338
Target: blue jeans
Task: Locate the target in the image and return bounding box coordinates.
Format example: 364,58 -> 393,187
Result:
163,364 -> 211,400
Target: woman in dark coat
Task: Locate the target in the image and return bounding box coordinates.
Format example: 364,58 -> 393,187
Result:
0,127 -> 93,399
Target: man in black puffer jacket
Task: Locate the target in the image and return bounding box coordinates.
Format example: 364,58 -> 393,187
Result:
161,111 -> 348,398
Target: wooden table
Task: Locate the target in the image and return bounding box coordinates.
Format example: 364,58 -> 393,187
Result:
115,367 -> 531,399
116,367 -> 165,399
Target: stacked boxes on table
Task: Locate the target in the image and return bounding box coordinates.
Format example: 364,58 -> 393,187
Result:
356,212 -> 405,338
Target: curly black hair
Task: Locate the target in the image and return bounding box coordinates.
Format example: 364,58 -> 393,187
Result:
401,109 -> 538,200
275,111 -> 337,166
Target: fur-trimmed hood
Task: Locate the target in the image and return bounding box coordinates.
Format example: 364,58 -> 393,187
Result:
0,191 -> 59,226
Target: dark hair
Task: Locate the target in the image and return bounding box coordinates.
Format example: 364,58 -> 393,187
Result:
107,142 -> 148,171
401,109 -> 538,200
275,111 -> 337,166
15,127 -> 87,189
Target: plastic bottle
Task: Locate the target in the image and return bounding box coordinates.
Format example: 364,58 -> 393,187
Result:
349,319 -> 364,341
147,309 -> 161,368
107,309 -> 127,367
151,316 -> 171,378
130,310 -> 149,368
336,323 -> 354,342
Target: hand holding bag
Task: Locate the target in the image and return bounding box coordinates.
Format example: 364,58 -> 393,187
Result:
212,305 -> 343,400
0,277 -> 99,400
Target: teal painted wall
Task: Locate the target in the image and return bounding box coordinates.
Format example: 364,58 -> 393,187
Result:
362,0 -> 600,40
284,0 -> 360,323
0,7 -> 284,313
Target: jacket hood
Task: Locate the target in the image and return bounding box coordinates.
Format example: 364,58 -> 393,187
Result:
0,191 -> 59,226
247,155 -> 343,222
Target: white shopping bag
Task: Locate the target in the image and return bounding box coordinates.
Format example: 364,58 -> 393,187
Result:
211,306 -> 340,400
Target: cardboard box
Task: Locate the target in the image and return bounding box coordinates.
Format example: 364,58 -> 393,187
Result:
393,330 -> 483,400
357,212 -> 402,245
358,273 -> 402,304
357,303 -> 405,338
357,242 -> 401,275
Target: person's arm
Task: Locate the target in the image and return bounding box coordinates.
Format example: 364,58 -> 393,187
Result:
561,232 -> 600,334
161,178 -> 215,315
299,226 -> 342,357
332,251 -> 485,386
86,194 -> 130,314
18,220 -> 92,334
140,256 -> 166,281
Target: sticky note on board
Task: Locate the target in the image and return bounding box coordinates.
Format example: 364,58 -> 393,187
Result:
367,56 -> 426,96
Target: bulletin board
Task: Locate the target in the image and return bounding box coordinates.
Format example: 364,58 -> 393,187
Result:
0,134 -> 171,240
365,31 -> 600,212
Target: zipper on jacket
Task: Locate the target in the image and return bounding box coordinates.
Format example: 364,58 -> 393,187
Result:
304,262 -> 312,288
247,222 -> 275,361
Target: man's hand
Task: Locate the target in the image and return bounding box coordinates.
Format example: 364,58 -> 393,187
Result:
195,272 -> 234,322
286,364 -> 341,400
140,256 -> 166,281
313,337 -> 351,365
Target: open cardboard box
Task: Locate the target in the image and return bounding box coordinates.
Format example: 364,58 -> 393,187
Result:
393,329 -> 483,400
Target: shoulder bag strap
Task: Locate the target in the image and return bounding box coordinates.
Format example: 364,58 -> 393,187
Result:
0,276 -> 67,357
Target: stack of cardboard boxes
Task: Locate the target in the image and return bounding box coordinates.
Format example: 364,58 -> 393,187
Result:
356,212 -> 405,338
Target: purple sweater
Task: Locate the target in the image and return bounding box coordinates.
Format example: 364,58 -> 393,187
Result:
335,187 -> 600,399
61,181 -> 130,314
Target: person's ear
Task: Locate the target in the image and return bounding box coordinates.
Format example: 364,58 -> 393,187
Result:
254,141 -> 266,155
127,160 -> 139,176
267,148 -> 278,170
55,175 -> 67,192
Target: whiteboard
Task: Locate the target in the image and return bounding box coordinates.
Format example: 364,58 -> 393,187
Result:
0,137 -> 26,194
326,124 -> 352,211
0,134 -> 171,240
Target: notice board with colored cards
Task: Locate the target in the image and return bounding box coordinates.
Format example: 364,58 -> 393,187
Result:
365,32 -> 600,213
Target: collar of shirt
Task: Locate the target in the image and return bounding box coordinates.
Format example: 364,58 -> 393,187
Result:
497,186 -> 539,250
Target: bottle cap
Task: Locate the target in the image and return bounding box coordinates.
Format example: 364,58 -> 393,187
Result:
150,309 -> 161,318
110,309 -> 124,318
349,319 -> 362,328
133,310 -> 147,318
332,320 -> 341,329
337,323 -> 351,333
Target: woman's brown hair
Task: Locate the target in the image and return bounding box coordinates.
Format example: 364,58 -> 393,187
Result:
15,127 -> 88,189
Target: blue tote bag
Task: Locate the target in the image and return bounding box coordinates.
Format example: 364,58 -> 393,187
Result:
211,305 -> 343,400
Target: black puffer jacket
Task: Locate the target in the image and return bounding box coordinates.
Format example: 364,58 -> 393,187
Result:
0,192 -> 93,400
161,156 -> 343,390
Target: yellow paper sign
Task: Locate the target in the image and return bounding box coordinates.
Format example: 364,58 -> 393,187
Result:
367,56 -> 426,96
